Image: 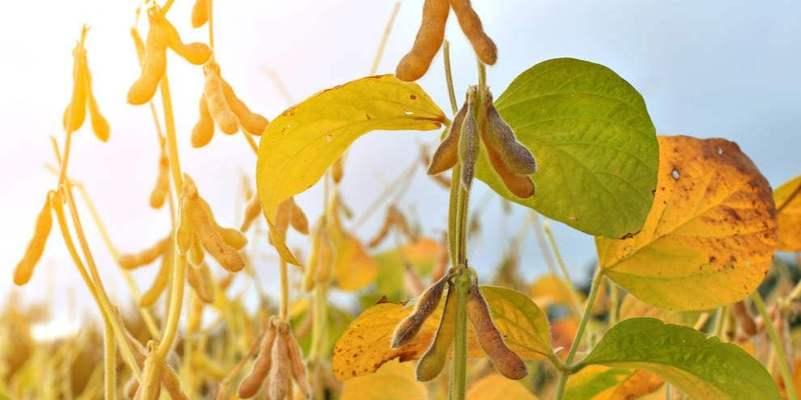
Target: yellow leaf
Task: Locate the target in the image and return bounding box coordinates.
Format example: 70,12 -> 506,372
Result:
340,360 -> 428,400
467,373 -> 538,400
565,366 -> 664,400
257,74 -> 446,225
618,294 -> 699,327
597,135 -> 777,311
332,286 -> 550,380
332,230 -> 378,291
773,176 -> 801,251
530,273 -> 584,308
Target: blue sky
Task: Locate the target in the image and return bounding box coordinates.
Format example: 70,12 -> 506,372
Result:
1,0 -> 799,327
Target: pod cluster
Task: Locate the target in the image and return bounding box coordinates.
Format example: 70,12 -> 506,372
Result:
63,27 -> 110,141
128,8 -> 212,105
391,275 -> 527,381
429,87 -> 537,198
192,62 -> 269,148
177,175 -> 248,272
237,317 -> 312,399
396,0 -> 498,81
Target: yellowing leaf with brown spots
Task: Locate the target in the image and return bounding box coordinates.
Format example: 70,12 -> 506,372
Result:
773,176 -> 801,251
340,360 -> 428,400
257,75 -> 446,225
596,135 -> 777,311
332,286 -> 551,380
467,373 -> 539,400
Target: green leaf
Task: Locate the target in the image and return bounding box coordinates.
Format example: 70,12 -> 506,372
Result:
257,74 -> 446,224
565,366 -> 633,400
580,318 -> 780,400
482,58 -> 658,238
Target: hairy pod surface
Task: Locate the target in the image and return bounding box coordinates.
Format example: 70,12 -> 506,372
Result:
14,193 -> 54,285
285,328 -> 313,399
449,0 -> 497,65
458,90 -> 479,190
238,324 -> 277,398
416,283 -> 456,381
268,324 -> 291,400
203,65 -> 239,134
395,0 -> 449,81
483,99 -> 536,175
392,274 -> 448,348
221,79 -> 268,135
467,284 -> 527,379
428,105 -> 466,175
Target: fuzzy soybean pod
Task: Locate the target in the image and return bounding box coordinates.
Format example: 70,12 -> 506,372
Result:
191,0 -> 209,28
80,54 -> 110,142
156,12 -> 211,65
417,284 -> 456,381
268,324 -> 291,400
428,103 -> 466,175
187,262 -> 215,303
191,196 -> 246,271
14,193 -> 54,286
221,79 -> 269,135
139,247 -> 173,307
449,0 -> 497,65
63,43 -> 88,133
188,236 -> 205,266
467,284 -> 527,379
191,96 -> 214,148
238,324 -> 278,398
392,275 -> 449,347
128,12 -> 168,105
484,99 -> 536,175
150,152 -> 170,208
118,235 -> 170,269
396,0 -> 450,81
285,328 -> 313,399
483,136 -> 535,198
203,65 -> 239,134
458,94 -> 479,191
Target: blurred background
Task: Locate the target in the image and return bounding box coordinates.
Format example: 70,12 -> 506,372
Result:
1,0 -> 800,340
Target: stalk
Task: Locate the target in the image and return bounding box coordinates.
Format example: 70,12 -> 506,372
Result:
752,292 -> 798,400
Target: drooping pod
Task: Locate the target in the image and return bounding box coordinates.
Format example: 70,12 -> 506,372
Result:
396,0 -> 450,81
221,79 -> 269,135
392,274 -> 449,347
367,205 -> 415,248
139,246 -> 173,307
187,261 -> 215,303
128,10 -> 169,105
466,283 -> 527,379
156,11 -> 211,65
240,194 -> 261,232
268,323 -> 291,400
63,32 -> 88,133
149,149 -> 170,208
332,156 -> 345,183
416,283 -> 456,381
428,97 -> 467,175
449,0 -> 497,65
117,235 -> 170,269
458,89 -> 479,190
160,362 -> 190,400
191,96 -> 214,148
191,0 -> 209,28
284,327 -> 313,399
483,95 -> 536,175
86,84 -> 110,142
238,323 -> 277,398
203,64 -> 238,134
14,192 -> 54,285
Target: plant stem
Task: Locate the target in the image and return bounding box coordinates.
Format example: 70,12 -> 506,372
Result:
279,258 -> 289,320
555,267 -> 604,399
156,71 -> 187,360
450,271 -> 470,400
542,221 -> 583,316
207,0 -> 215,49
443,41 -> 458,114
751,292 -> 798,400
103,319 -> 117,400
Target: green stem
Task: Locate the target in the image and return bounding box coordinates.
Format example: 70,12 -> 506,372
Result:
555,267 -> 604,399
450,271 -> 470,400
752,292 -> 798,400
443,41 -> 458,114
542,222 -> 583,317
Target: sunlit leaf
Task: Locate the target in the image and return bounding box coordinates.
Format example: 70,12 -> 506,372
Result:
773,175 -> 801,251
332,286 -> 551,380
618,294 -> 700,327
597,136 -> 778,310
566,366 -> 663,400
257,75 -> 446,224
580,318 -> 780,400
467,373 -> 539,400
481,58 -> 659,238
331,229 -> 378,291
340,360 -> 428,400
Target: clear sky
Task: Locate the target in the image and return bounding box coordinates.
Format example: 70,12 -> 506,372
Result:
1,0 -> 799,333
